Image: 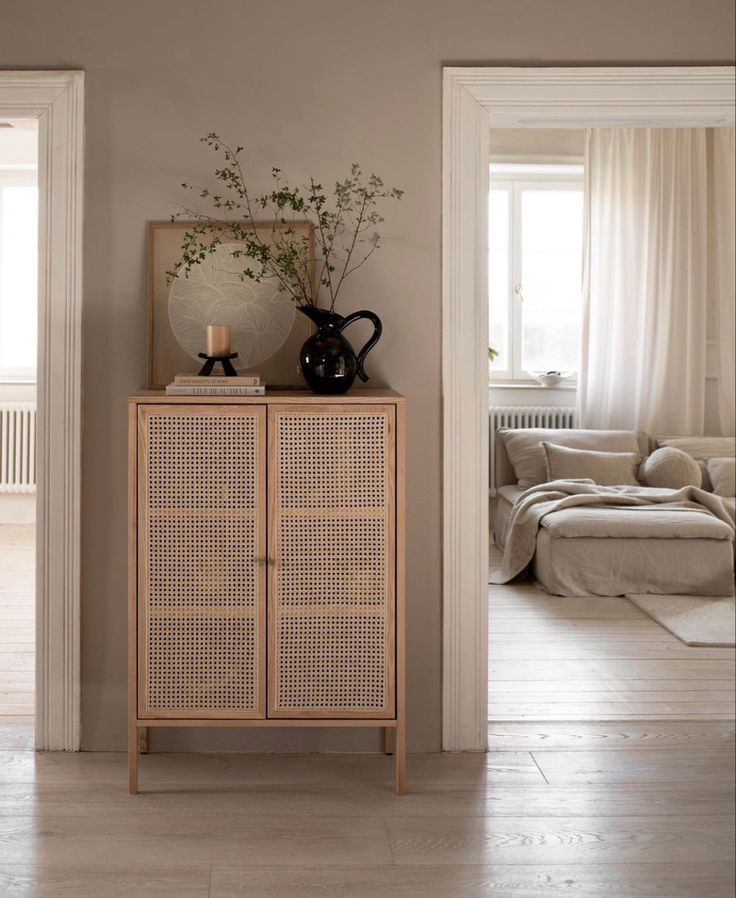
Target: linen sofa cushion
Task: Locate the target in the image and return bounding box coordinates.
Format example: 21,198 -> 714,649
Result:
656,436 -> 736,490
541,442 -> 641,486
639,446 -> 702,489
707,457 -> 736,497
498,428 -> 643,488
540,506 -> 733,540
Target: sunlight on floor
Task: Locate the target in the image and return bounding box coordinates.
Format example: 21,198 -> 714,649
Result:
488,539 -> 736,722
0,523 -> 34,750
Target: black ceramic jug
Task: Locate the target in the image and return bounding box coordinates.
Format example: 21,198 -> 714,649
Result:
297,306 -> 382,395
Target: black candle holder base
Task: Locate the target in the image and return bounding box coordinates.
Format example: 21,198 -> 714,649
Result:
197,352 -> 239,377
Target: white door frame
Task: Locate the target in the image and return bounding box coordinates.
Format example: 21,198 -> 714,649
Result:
442,65 -> 736,752
0,71 -> 84,750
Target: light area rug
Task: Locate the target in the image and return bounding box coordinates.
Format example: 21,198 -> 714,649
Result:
627,592 -> 736,647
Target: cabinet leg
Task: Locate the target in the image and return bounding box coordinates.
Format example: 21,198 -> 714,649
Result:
394,719 -> 406,795
384,726 -> 395,755
137,727 -> 149,754
128,720 -> 138,794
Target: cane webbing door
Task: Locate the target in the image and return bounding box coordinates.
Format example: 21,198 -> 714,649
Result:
268,404 -> 395,718
138,405 -> 266,718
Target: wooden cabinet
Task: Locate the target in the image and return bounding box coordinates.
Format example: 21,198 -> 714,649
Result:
128,391 -> 405,793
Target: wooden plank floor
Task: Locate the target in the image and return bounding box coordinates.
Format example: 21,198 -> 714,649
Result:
488,543 -> 736,722
0,739 -> 732,896
0,524 -> 34,751
0,530 -> 733,895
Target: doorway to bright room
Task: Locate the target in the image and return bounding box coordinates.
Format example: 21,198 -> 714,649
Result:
0,118 -> 38,750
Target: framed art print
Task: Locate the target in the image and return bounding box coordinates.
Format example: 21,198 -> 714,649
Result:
147,221 -> 314,388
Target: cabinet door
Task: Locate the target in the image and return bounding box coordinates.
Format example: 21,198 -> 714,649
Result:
138,405 -> 266,718
268,404 -> 395,718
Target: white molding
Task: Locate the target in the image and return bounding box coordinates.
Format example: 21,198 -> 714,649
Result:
442,65 -> 736,752
0,71 -> 84,751
442,74 -> 490,752
447,67 -> 736,128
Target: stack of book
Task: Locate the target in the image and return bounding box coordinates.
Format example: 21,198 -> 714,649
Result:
165,374 -> 265,396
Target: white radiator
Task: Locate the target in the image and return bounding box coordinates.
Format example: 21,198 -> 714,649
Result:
490,405 -> 576,494
0,401 -> 36,493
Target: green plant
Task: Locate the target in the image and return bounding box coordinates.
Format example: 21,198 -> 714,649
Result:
169,133 -> 403,310
488,346 -> 499,362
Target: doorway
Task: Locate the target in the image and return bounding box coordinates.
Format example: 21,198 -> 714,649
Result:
441,65 -> 736,751
0,118 -> 38,749
0,71 -> 84,751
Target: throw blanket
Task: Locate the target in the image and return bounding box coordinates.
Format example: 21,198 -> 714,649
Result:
491,480 -> 736,584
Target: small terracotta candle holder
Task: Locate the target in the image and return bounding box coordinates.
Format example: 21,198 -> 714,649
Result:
206,324 -> 231,357
198,324 -> 239,376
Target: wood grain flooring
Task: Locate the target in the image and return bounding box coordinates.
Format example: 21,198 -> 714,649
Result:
0,741 -> 732,896
488,544 -> 736,722
0,532 -> 733,895
0,524 -> 34,738
210,864 -> 736,898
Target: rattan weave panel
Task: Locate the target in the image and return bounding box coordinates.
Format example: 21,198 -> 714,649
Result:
141,407 -> 263,715
270,406 -> 394,717
147,614 -> 257,710
277,413 -> 386,509
278,516 -> 385,605
149,515 -> 257,608
148,412 -> 258,509
276,612 -> 386,711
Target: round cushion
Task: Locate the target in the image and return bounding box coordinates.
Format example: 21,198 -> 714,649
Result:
639,446 -> 702,489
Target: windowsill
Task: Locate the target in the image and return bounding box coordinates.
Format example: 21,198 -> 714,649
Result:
489,381 -> 577,390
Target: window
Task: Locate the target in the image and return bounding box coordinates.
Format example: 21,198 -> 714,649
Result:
0,171 -> 38,381
488,163 -> 583,383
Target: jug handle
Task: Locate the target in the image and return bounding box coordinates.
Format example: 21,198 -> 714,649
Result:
339,310 -> 383,382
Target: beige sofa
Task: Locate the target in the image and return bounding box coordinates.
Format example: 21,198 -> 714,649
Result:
494,429 -> 735,597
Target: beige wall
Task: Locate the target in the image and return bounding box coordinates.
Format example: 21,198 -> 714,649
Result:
1,0 -> 733,752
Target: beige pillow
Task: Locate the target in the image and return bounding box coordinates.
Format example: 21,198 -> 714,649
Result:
656,436 -> 736,490
541,442 -> 641,486
707,457 -> 736,497
639,446 -> 702,489
499,428 -> 643,488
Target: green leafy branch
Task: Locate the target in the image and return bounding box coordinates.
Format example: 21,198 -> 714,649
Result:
168,133 -> 403,310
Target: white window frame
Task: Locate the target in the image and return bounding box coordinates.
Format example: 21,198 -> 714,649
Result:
0,167 -> 39,383
489,168 -> 583,385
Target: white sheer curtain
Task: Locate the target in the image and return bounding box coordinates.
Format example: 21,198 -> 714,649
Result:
714,129 -> 736,436
578,129 -> 709,434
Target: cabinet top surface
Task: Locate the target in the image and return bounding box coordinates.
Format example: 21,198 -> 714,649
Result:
128,389 -> 405,405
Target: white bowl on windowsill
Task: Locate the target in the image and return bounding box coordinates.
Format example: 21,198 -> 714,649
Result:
529,371 -> 574,387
